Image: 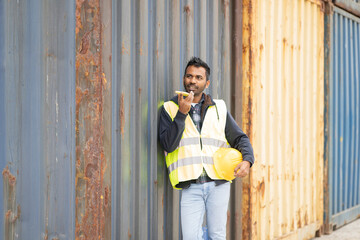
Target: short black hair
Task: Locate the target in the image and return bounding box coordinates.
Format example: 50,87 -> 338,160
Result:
184,57 -> 211,80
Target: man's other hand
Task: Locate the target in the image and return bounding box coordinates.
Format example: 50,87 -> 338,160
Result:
234,161 -> 250,178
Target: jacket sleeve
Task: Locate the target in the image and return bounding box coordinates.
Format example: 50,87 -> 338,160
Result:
225,112 -> 255,166
158,105 -> 187,153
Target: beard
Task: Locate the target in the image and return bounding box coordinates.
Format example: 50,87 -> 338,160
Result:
184,84 -> 206,96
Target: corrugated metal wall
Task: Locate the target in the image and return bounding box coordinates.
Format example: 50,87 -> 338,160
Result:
1,0 -> 75,239
324,3 -> 360,233
0,0 -> 5,237
242,0 -> 325,239
75,0 -> 112,238
111,1 -> 236,239
1,0 -> 243,239
334,0 -> 360,17
10,0 -> 360,239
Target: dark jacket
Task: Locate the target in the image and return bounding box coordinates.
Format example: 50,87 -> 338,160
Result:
158,93 -> 255,166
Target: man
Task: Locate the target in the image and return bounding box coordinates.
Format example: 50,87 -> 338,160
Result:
158,57 -> 254,239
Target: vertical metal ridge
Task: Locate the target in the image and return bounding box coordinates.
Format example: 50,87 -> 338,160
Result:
42,0 -> 76,239
75,0 -> 111,238
229,0 -> 243,238
323,1 -> 333,233
0,0 -> 6,236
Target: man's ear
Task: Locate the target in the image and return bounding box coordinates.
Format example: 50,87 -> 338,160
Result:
206,80 -> 210,88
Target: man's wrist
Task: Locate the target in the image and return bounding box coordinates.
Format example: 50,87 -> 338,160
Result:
176,110 -> 188,118
243,160 -> 252,168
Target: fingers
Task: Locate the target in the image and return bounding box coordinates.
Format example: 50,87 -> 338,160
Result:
234,163 -> 241,173
234,161 -> 250,178
178,91 -> 193,103
179,91 -> 193,100
178,91 -> 193,115
186,91 -> 194,102
235,168 -> 248,178
178,92 -> 182,104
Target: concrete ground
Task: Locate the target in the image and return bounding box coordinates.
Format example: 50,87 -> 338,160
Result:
312,218 -> 360,240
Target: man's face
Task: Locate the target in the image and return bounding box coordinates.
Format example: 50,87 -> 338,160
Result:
183,65 -> 210,97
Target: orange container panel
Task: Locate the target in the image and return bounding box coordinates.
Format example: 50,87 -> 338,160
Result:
242,0 -> 325,239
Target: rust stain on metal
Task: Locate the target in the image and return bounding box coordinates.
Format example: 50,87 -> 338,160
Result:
76,87 -> 89,106
184,5 -> 191,15
13,205 -> 21,223
304,211 -> 309,225
128,228 -> 132,239
258,180 -> 265,199
79,31 -> 91,54
2,166 -> 16,186
5,210 -> 11,220
241,0 -> 253,139
139,38 -> 145,56
297,209 -> 302,228
119,93 -> 125,136
101,73 -> 108,89
241,180 -> 251,240
3,166 -> 19,240
75,0 -> 111,238
259,44 -> 264,51
241,0 -> 254,239
75,0 -> 85,34
104,186 -> 109,207
44,229 -> 48,240
122,41 -> 130,55
7,207 -> 23,234
245,1 -> 253,138
156,37 -> 160,59
283,38 -> 287,47
222,0 -> 230,18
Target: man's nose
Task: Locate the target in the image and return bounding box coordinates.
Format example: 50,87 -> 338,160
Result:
189,76 -> 197,83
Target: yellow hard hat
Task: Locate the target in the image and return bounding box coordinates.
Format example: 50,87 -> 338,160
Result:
213,148 -> 243,181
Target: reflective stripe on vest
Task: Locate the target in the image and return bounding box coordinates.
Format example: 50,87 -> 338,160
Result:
167,156 -> 214,173
178,137 -> 228,148
163,99 -> 229,189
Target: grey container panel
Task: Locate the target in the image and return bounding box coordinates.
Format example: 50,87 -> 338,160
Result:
41,0 -> 76,239
0,0 -> 5,236
1,0 -> 76,239
3,1 -> 43,238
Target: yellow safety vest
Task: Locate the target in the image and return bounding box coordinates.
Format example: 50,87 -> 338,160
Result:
163,99 -> 229,189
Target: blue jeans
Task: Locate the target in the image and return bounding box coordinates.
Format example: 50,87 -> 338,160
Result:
181,181 -> 231,240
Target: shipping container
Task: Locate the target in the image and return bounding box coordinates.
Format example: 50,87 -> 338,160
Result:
111,1 -> 238,239
0,0 -> 76,239
1,0 -> 245,239
324,3 -> 360,233
241,0 -> 325,239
